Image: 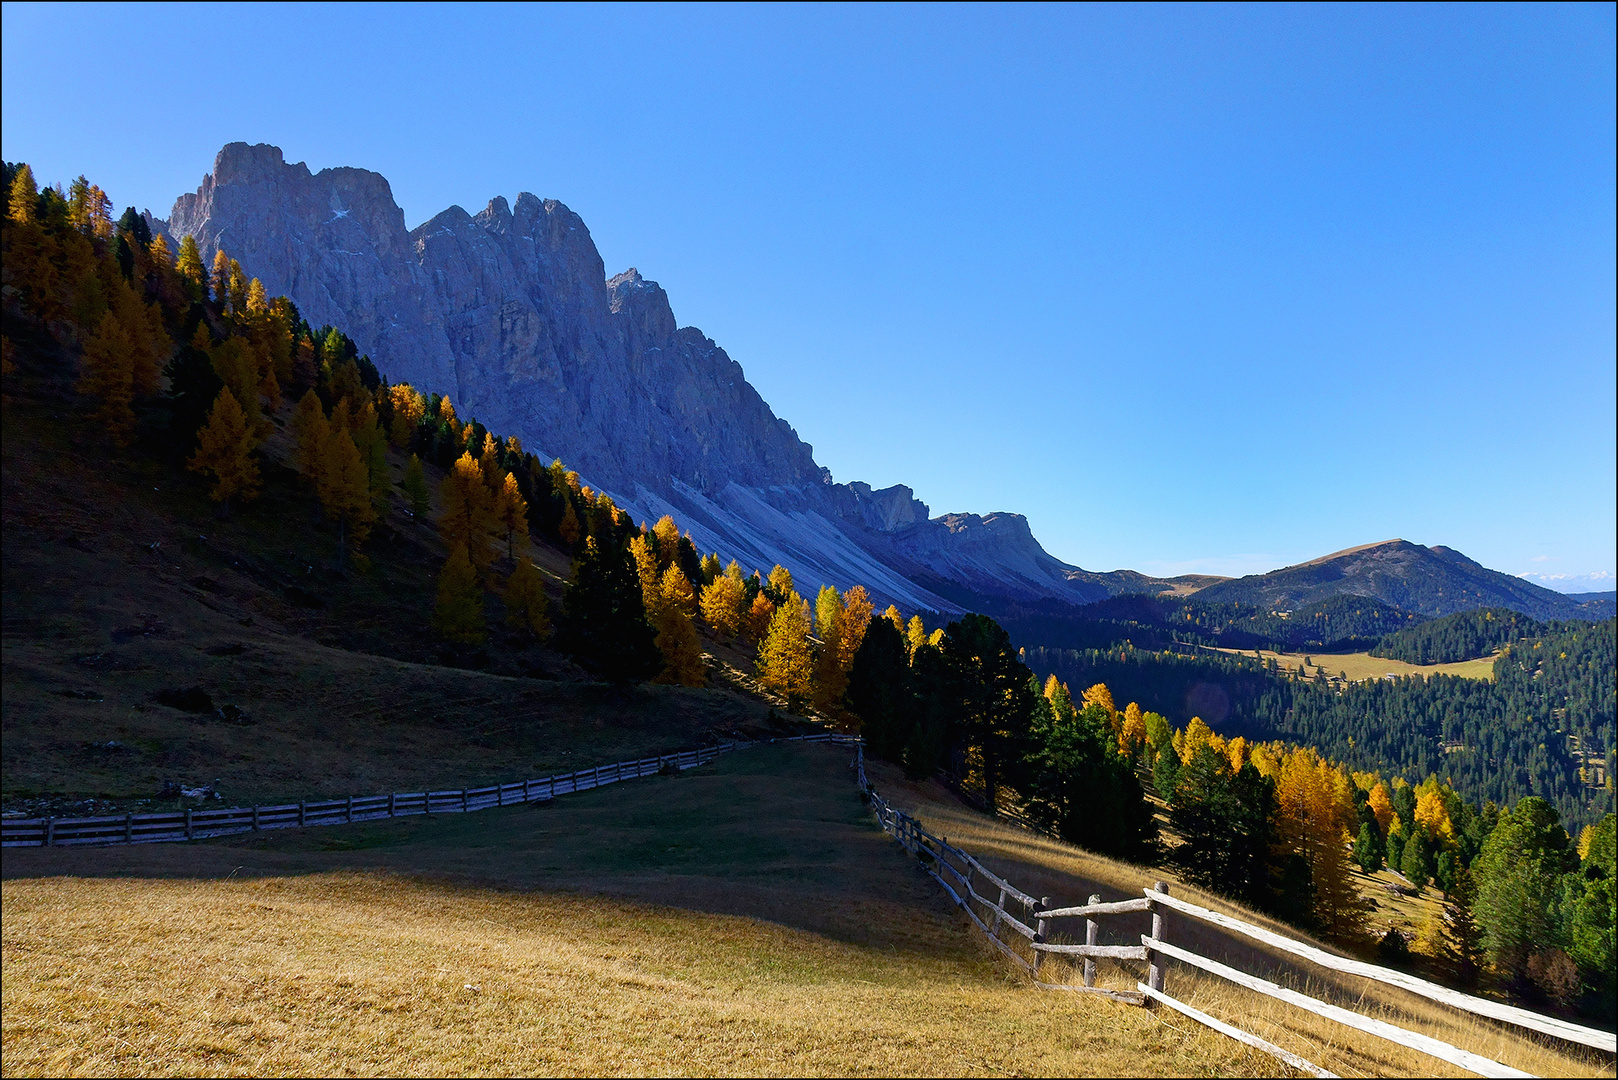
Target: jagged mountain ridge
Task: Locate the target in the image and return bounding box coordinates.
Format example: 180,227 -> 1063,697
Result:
1193,539 -> 1606,621
160,142 -> 1196,611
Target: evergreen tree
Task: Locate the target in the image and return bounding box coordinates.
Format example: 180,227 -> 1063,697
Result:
1445,866 -> 1486,989
1026,694 -> 1157,859
1474,797 -> 1579,982
846,616 -> 912,760
403,453 -> 430,517
186,387 -> 260,515
555,536 -> 661,682
1401,829 -> 1435,890
1353,821 -> 1386,873
1169,745 -> 1281,910
503,556 -> 550,639
434,544 -> 486,643
940,614 -> 1035,811
163,340 -> 224,454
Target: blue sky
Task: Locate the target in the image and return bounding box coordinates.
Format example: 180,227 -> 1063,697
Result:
4,3 -> 1614,589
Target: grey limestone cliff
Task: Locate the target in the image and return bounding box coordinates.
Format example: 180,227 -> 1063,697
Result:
163,142 -> 1172,611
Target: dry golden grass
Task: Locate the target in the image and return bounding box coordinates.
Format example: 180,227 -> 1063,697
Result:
1213,647 -> 1497,683
3,743 -> 1281,1077
862,758 -> 1610,1078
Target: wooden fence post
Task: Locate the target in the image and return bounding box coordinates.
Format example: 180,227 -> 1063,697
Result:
298,800 -> 306,828
496,784 -> 503,808
1033,896 -> 1050,979
346,796 -> 354,823
126,812 -> 134,843
522,779 -> 530,802
185,807 -> 194,840
460,788 -> 468,812
252,805 -> 260,831
1084,893 -> 1102,987
992,886 -> 1008,940
1147,881 -> 1169,994
44,817 -> 54,847
388,793 -> 396,817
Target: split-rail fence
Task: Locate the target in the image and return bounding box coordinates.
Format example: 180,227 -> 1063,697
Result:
854,745 -> 1615,1078
0,732 -> 857,848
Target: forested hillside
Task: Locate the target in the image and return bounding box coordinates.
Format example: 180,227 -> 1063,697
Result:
1026,618 -> 1616,833
1372,607 -> 1543,663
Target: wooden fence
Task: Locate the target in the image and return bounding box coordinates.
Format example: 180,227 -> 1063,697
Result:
1,732 -> 858,849
853,746 -> 1616,1077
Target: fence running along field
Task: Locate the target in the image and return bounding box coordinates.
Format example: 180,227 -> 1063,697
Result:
854,746 -> 1616,1078
0,733 -> 859,849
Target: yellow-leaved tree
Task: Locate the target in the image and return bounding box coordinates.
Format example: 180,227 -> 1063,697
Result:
1275,747 -> 1364,935
318,428 -> 376,566
438,451 -> 496,571
906,615 -> 929,655
699,573 -> 746,639
651,565 -> 706,687
745,592 -> 775,640
76,312 -> 136,444
187,387 -> 260,514
388,384 -> 425,446
757,592 -> 813,709
292,389 -> 328,484
503,556 -> 550,639
434,544 -> 485,643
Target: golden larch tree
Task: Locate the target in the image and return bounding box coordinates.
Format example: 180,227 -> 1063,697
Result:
629,533 -> 660,611
699,573 -> 747,638
907,615 -> 929,654
187,387 -> 260,513
883,604 -> 904,635
76,312 -> 136,444
503,556 -> 550,639
652,565 -> 706,687
757,593 -> 813,708
388,384 -> 425,445
318,428 -> 377,562
1367,781 -> 1395,835
9,163 -> 37,223
652,515 -> 681,569
438,451 -> 496,570
434,544 -> 486,643
292,390 -> 329,483
494,471 -> 529,561
746,592 -> 776,641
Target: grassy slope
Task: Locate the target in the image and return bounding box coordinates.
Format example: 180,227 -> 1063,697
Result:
1,362 -> 794,813
861,757 -> 1608,1078
1213,646 -> 1497,683
1,743 -> 1269,1077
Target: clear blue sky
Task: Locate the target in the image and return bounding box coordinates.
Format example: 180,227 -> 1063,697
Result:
4,3 -> 1614,588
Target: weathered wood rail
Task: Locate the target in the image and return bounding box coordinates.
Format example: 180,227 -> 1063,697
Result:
1,732 -> 859,848
853,745 -> 1616,1078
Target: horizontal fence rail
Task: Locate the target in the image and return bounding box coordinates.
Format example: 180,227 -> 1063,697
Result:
1143,889 -> 1616,1055
2,733 -> 859,849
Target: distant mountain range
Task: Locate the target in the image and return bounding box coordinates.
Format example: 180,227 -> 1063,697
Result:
152,144 -> 1614,627
1191,540 -> 1612,622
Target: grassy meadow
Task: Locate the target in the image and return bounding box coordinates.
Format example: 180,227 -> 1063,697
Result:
3,743 -> 1279,1077
1213,647 -> 1498,683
